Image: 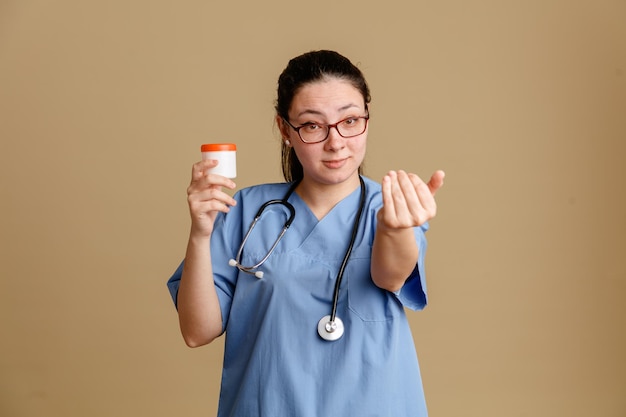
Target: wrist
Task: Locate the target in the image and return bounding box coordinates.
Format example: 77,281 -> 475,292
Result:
188,229 -> 212,245
375,221 -> 413,236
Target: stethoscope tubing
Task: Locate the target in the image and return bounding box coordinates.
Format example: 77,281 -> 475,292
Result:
329,176 -> 366,323
232,199 -> 296,273
230,176 -> 367,341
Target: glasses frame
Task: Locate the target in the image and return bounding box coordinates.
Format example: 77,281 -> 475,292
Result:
282,114 -> 370,144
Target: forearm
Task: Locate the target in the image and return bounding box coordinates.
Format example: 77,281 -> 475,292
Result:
371,225 -> 419,293
373,169 -> 443,292
177,234 -> 224,347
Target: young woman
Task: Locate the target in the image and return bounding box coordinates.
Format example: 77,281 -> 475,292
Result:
167,50 -> 444,417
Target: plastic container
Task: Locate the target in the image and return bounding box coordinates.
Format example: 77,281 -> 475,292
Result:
201,143 -> 237,178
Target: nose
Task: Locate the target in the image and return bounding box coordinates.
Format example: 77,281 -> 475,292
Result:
324,126 -> 345,150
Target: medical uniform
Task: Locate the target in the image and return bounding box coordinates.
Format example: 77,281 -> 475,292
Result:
167,176 -> 430,417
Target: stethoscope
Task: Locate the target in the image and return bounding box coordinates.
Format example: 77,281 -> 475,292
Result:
229,176 -> 367,341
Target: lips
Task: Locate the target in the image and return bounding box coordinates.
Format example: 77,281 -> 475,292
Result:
322,158 -> 348,169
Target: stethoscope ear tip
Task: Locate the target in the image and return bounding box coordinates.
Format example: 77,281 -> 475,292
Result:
229,258 -> 264,278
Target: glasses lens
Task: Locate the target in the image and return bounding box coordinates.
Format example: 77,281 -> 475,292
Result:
299,124 -> 329,143
336,117 -> 367,138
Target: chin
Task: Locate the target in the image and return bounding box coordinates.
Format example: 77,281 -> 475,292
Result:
318,170 -> 360,186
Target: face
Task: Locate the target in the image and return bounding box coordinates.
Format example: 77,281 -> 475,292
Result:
278,77 -> 368,189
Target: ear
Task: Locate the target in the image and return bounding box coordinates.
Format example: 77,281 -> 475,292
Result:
276,115 -> 291,140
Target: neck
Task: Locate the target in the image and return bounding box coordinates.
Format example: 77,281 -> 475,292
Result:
296,175 -> 362,220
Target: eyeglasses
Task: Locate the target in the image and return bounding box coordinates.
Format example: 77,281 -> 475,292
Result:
283,114 -> 370,144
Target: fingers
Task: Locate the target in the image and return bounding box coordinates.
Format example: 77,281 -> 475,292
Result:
388,171 -> 417,219
380,172 -> 398,222
188,160 -> 238,218
380,170 -> 443,228
191,160 -> 237,190
381,171 -> 421,228
408,173 -> 437,217
187,185 -> 236,212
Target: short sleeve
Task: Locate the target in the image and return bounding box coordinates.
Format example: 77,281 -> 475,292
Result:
166,261 -> 184,308
394,222 -> 429,311
165,192 -> 244,331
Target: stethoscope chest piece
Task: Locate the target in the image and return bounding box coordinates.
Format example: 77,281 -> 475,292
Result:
317,315 -> 344,341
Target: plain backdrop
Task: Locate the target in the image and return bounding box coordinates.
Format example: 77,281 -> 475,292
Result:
1,1 -> 625,416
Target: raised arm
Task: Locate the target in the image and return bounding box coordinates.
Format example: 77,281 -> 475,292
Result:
371,170 -> 444,292
176,159 -> 237,347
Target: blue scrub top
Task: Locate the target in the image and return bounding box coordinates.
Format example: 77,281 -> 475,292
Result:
168,176 -> 430,417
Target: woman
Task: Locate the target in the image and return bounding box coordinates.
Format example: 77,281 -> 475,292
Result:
167,50 -> 444,416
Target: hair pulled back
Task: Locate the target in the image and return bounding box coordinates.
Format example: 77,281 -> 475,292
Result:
276,50 -> 371,182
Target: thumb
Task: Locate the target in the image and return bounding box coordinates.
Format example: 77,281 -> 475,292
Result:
427,170 -> 445,195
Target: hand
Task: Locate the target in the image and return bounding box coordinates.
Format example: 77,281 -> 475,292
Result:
187,159 -> 237,238
378,170 -> 445,230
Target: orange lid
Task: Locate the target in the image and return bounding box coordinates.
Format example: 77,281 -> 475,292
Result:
201,143 -> 236,152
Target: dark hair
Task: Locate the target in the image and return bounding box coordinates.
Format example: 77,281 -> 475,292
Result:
276,50 -> 371,182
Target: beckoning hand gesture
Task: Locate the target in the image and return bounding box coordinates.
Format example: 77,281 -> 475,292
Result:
378,170 -> 445,229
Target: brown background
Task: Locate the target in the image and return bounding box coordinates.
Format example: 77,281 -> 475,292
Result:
1,1 -> 625,416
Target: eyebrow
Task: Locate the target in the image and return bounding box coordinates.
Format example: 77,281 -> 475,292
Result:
294,104 -> 360,119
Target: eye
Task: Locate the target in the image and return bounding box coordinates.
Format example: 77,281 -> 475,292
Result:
302,123 -> 322,132
341,117 -> 358,126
